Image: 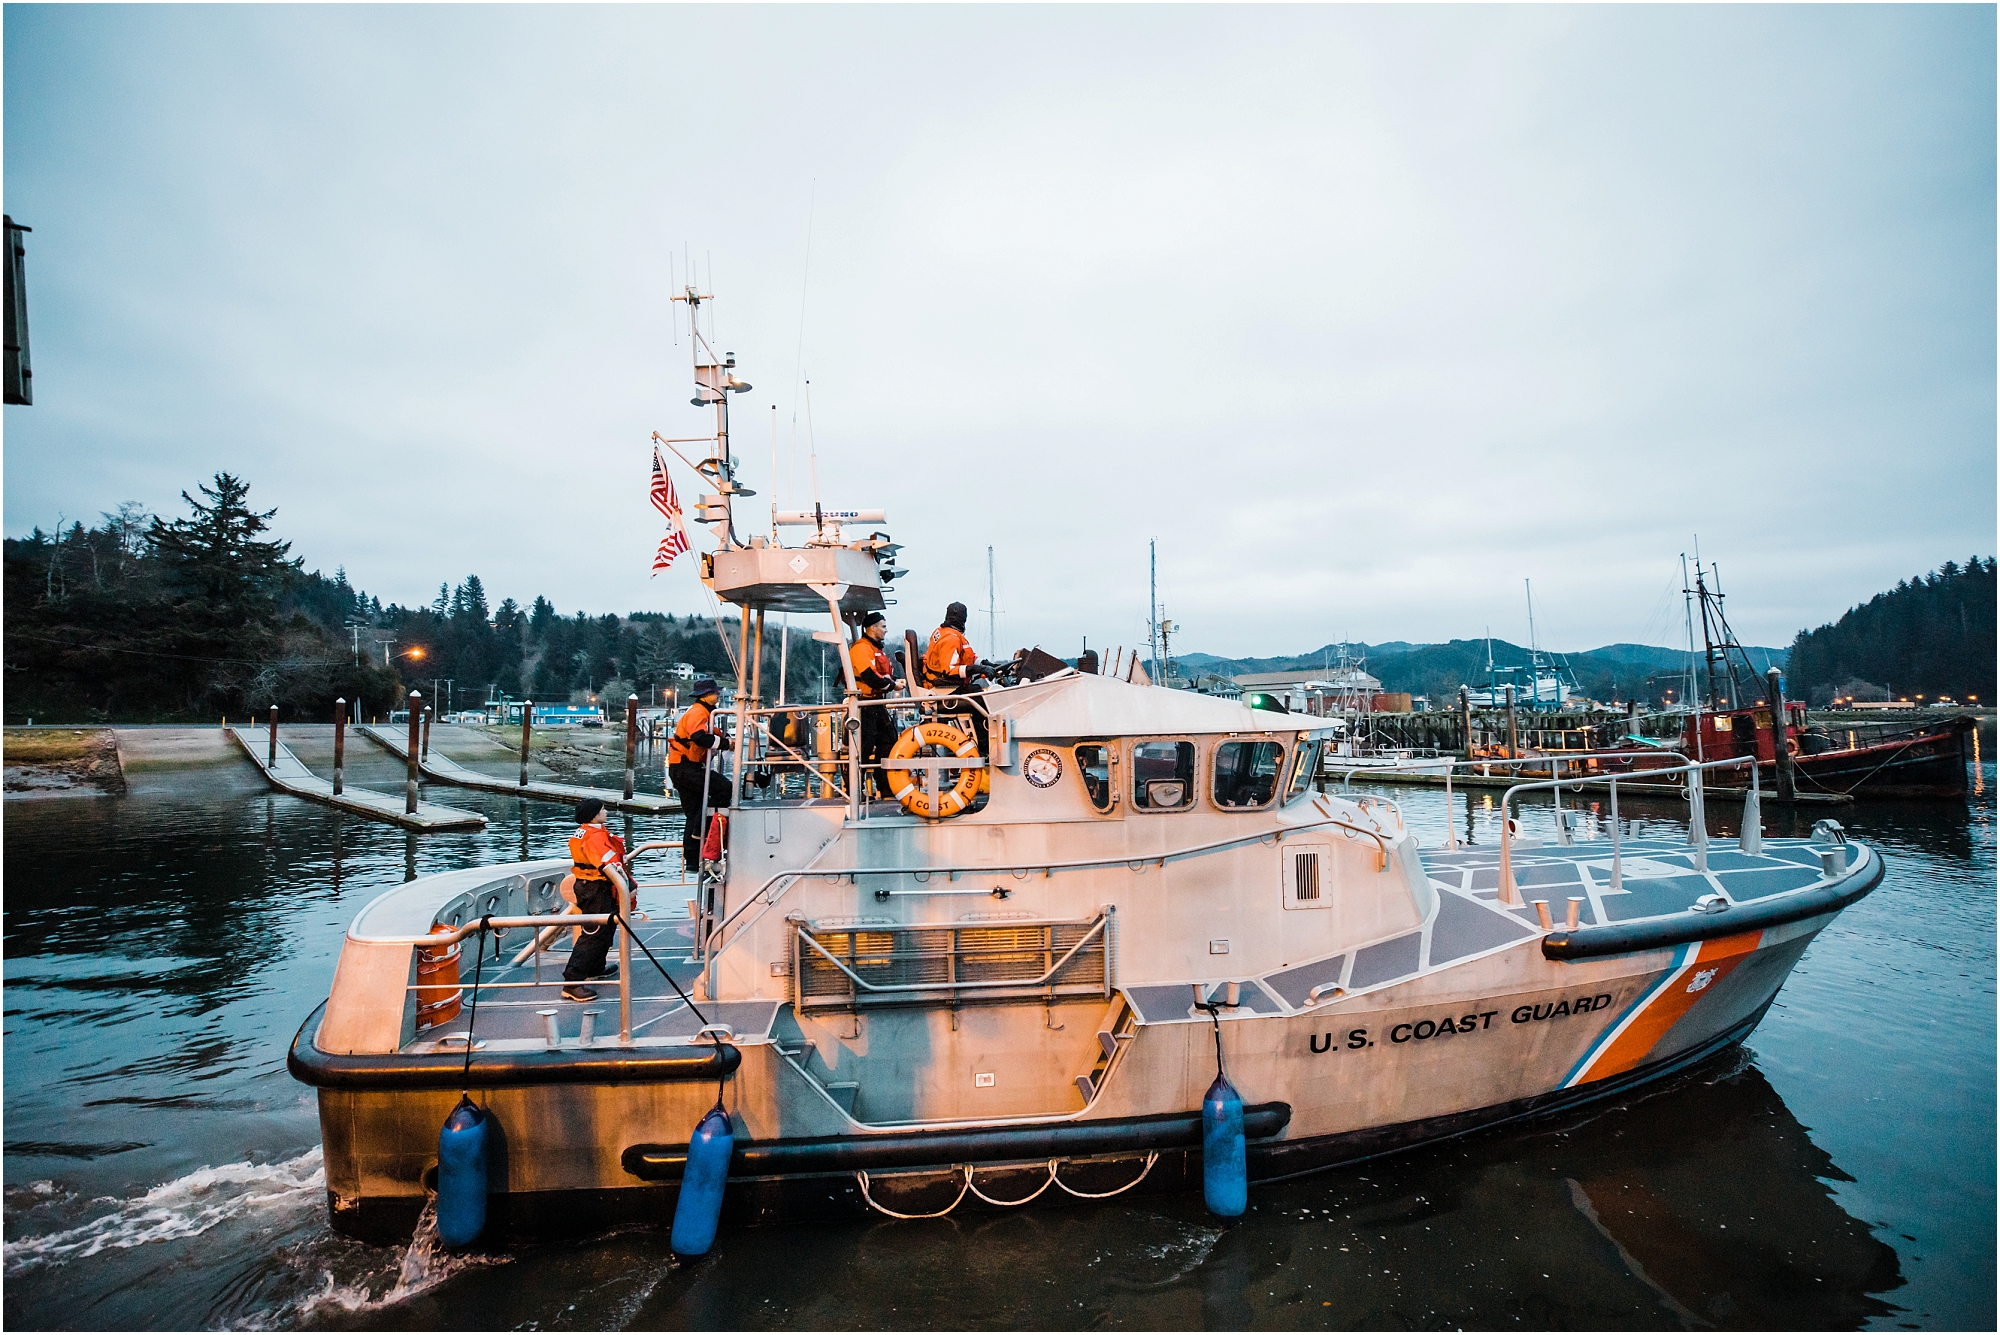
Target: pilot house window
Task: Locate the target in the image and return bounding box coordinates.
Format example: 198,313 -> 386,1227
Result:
1131,741 -> 1195,810
1212,739 -> 1284,808
1075,744 -> 1115,812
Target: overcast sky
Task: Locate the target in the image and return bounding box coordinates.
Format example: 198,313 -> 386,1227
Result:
4,5 -> 1992,659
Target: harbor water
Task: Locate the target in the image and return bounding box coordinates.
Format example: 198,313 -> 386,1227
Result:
3,734 -> 1992,1329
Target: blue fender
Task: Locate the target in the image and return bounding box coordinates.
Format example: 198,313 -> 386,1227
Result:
1201,1073 -> 1247,1217
669,1103 -> 735,1256
435,1096 -> 489,1248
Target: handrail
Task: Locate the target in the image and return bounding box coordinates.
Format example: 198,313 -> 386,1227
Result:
795,913 -> 1108,996
1332,750 -> 1692,853
1497,756 -> 1750,907
378,912 -> 610,947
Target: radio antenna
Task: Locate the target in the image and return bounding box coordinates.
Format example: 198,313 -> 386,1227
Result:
791,180 -> 816,512
805,376 -> 824,526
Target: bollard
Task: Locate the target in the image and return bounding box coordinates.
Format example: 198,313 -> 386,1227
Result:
333,698 -> 347,795
1566,897 -> 1582,930
1609,778 -> 1624,892
1688,766 -> 1709,873
268,705 -> 278,766
579,1009 -> 601,1047
405,691 -> 422,815
1740,761 -> 1764,855
538,1009 -> 561,1048
1533,899 -> 1553,931
624,694 -> 638,801
520,701 -> 531,787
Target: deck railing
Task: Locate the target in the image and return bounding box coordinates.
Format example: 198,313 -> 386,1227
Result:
1331,750 -> 1693,852
1496,755 -> 1755,908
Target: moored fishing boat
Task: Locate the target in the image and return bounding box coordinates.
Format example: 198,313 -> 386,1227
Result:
286,289 -> 1889,1245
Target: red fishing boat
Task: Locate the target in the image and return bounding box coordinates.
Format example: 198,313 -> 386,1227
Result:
1598,563 -> 1974,800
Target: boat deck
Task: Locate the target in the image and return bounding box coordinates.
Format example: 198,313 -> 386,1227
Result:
408,915 -> 778,1053
1123,836 -> 1856,1024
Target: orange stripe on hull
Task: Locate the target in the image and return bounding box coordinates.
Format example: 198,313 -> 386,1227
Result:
1575,931 -> 1763,1085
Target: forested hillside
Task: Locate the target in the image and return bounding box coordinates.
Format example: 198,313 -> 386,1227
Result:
1786,557 -> 1995,705
1176,639 -> 1785,706
2,473 -> 823,723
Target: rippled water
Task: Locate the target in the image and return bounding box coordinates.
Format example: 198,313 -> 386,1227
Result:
3,736 -> 1992,1329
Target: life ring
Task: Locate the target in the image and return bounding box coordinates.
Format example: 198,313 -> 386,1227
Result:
884,721 -> 982,819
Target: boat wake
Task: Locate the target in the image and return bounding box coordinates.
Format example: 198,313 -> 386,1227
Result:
3,1148 -> 325,1275
279,1200 -> 512,1324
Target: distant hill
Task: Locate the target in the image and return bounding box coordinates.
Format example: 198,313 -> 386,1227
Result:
1167,638 -> 1789,706
1787,557 -> 1995,705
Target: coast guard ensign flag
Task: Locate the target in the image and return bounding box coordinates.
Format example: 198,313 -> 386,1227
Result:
650,448 -> 691,574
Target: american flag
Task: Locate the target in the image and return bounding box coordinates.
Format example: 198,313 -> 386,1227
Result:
650,447 -> 691,574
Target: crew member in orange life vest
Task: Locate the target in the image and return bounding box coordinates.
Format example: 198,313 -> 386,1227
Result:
923,601 -> 987,750
562,798 -> 626,1002
667,678 -> 733,871
849,612 -> 900,798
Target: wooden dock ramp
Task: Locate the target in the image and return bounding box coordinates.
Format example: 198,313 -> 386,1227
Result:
355,725 -> 678,815
225,727 -> 487,831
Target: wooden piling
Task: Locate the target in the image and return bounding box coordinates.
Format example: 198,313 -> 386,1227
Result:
1505,686 -> 1519,759
624,694 -> 639,800
333,697 -> 347,796
520,701 -> 531,787
268,705 -> 278,766
421,705 -> 432,761
1766,666 -> 1797,801
405,691 -> 422,815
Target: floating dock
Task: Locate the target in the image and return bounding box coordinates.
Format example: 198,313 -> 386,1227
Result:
356,725 -> 678,815
225,727 -> 488,830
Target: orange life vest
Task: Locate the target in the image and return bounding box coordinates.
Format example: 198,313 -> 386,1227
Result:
669,699 -> 718,766
849,637 -> 896,697
924,625 -> 976,687
567,823 -> 626,881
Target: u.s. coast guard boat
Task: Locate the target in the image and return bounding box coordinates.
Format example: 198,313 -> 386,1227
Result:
288,290 -> 1885,1242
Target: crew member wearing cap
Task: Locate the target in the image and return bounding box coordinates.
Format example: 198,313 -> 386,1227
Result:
848,612 -> 901,798
923,601 -> 987,750
562,798 -> 626,1002
668,678 -> 733,871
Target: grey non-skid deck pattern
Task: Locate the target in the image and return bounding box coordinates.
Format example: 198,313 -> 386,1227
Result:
226,727 -> 487,831
408,918 -> 779,1051
1122,837 -> 1853,1025
357,725 -> 678,815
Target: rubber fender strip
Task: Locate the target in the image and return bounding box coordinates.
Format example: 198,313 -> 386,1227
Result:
621,1102 -> 1293,1182
1540,851 -> 1885,961
285,1002 -> 740,1090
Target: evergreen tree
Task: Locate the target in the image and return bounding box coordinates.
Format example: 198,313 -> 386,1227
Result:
147,473 -> 300,616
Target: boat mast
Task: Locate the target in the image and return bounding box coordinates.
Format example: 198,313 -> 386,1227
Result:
1148,539 -> 1160,679
1525,579 -> 1540,707
1681,552 -> 1704,761
987,546 -> 996,656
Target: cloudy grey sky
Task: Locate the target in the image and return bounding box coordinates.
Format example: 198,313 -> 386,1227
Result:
5,5 -> 1992,659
